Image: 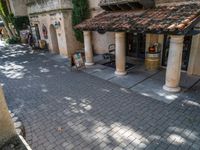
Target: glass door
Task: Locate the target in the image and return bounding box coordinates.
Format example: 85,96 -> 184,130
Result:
126,33 -> 146,59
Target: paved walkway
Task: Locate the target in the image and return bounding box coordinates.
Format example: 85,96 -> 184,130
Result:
0,43 -> 200,150
83,55 -> 200,104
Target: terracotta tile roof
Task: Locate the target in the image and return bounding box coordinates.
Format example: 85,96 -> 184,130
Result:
75,3 -> 200,35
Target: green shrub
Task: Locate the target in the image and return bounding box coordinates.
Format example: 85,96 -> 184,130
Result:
6,36 -> 20,44
72,0 -> 90,43
9,15 -> 30,35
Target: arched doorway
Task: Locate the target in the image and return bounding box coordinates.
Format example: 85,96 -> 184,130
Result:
49,24 -> 59,53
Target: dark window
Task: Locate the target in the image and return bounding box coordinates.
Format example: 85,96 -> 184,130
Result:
162,35 -> 192,71
126,33 -> 146,59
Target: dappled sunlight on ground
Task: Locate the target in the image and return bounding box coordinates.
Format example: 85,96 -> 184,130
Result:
0,44 -> 199,149
0,62 -> 27,79
139,89 -> 179,104
38,67 -> 50,73
101,88 -> 111,93
183,99 -> 200,108
64,97 -> 92,114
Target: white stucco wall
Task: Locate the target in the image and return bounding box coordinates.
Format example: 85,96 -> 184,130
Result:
89,0 -> 101,8
30,10 -> 82,57
62,11 -> 83,55
27,0 -> 72,15
92,32 -> 115,54
155,0 -> 200,6
28,0 -> 82,57
9,0 -> 28,16
88,0 -> 115,54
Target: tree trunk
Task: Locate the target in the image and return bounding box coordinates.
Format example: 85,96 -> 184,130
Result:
0,86 -> 16,148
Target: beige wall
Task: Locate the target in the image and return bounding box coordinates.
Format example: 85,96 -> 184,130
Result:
8,0 -> 28,16
28,0 -> 82,57
88,0 -> 114,54
155,0 -> 200,6
28,0 -> 72,15
89,0 -> 101,8
62,11 -> 83,55
92,32 -> 115,54
30,10 -> 82,57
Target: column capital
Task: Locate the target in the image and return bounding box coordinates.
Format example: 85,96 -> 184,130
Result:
115,32 -> 126,38
170,35 -> 184,44
83,31 -> 91,36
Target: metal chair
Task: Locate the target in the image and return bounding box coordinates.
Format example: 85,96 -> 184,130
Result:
103,44 -> 115,62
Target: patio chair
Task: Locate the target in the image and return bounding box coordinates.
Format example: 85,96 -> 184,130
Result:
103,44 -> 115,62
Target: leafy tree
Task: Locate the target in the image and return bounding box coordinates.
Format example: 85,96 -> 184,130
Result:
72,0 -> 90,43
0,0 -> 15,38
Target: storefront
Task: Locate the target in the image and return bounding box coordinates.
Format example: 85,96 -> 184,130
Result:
126,33 -> 146,59
27,0 -> 82,57
162,35 -> 192,71
75,2 -> 200,92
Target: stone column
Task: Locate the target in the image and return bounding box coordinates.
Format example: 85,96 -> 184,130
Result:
0,86 -> 16,147
115,32 -> 127,76
163,35 -> 184,92
84,31 -> 94,66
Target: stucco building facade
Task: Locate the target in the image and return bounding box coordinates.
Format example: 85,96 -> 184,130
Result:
86,0 -> 200,76
77,0 -> 200,92
2,0 -> 200,93
6,0 -> 28,17
27,0 -> 82,56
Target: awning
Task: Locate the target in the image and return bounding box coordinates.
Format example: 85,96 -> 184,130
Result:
75,3 -> 200,35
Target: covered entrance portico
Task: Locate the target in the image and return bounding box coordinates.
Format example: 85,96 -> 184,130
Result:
76,3 -> 200,93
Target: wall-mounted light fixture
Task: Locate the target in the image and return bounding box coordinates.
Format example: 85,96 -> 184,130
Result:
54,21 -> 61,29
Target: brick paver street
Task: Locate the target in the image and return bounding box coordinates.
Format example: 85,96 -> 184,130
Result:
0,43 -> 200,150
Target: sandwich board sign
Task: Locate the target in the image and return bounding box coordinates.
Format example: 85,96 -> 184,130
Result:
72,52 -> 85,69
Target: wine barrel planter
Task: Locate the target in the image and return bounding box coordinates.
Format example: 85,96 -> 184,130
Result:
145,52 -> 160,71
39,40 -> 46,49
21,38 -> 27,44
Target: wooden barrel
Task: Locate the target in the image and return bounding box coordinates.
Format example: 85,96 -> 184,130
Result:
145,52 -> 160,71
39,40 -> 46,49
21,37 -> 27,44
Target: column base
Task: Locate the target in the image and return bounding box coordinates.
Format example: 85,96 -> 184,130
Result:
163,85 -> 181,93
115,71 -> 127,76
85,62 -> 94,66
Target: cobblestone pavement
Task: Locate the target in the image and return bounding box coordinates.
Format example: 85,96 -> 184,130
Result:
0,44 -> 200,150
